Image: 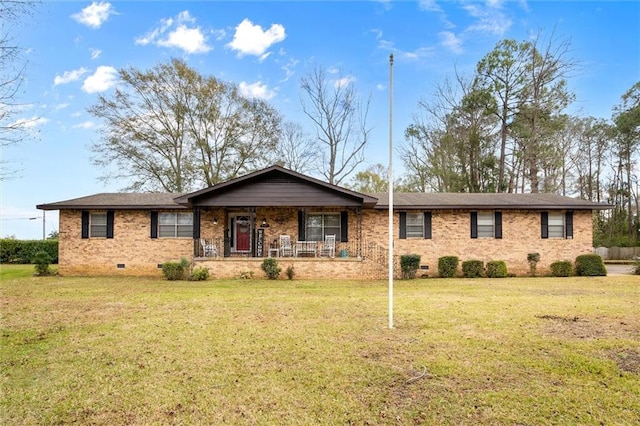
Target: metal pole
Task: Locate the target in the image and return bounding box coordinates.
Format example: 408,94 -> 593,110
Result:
388,53 -> 394,329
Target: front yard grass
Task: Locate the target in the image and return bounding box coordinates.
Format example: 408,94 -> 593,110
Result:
1,270 -> 639,425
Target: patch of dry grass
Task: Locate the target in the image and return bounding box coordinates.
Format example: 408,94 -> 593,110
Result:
1,271 -> 639,425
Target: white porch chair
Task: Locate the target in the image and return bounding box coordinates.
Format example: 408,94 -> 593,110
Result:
200,239 -> 217,257
319,234 -> 336,258
279,235 -> 294,257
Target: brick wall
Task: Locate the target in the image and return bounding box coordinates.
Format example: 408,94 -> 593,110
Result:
363,209 -> 594,276
59,209 -> 193,276
57,207 -> 594,278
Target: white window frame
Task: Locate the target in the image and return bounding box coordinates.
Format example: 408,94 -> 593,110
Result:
158,212 -> 193,238
477,211 -> 495,238
305,213 -> 341,242
406,213 -> 424,238
90,212 -> 107,238
547,212 -> 565,238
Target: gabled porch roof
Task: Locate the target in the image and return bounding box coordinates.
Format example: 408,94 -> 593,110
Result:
173,165 -> 379,208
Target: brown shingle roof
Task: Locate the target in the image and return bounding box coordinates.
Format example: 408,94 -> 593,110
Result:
37,193 -> 186,210
369,192 -> 612,210
37,191 -> 612,211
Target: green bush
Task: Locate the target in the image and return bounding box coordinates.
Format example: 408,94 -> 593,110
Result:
575,254 -> 607,276
462,260 -> 484,278
162,258 -> 190,281
32,251 -> 53,276
550,261 -> 572,277
261,258 -> 281,280
0,239 -> 58,264
400,254 -> 421,279
438,256 -> 459,278
286,265 -> 295,280
189,266 -> 209,281
486,260 -> 508,278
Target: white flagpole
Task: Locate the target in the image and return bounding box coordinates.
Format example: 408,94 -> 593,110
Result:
388,54 -> 394,329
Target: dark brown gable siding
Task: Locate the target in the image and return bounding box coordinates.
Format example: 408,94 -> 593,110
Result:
192,179 -> 363,207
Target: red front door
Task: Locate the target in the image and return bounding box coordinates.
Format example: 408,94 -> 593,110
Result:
235,217 -> 251,252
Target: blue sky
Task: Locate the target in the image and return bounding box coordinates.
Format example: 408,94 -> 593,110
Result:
2,0 -> 638,239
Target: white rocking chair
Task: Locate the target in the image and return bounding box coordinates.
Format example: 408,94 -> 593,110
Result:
200,239 -> 217,257
319,234 -> 336,258
279,235 -> 294,257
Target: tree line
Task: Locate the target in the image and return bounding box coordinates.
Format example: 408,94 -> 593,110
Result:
395,34 -> 638,245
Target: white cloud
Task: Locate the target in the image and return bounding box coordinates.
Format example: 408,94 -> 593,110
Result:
82,66 -> 118,93
280,57 -> 299,83
439,31 -> 463,54
53,67 -> 88,86
71,2 -> 114,29
238,81 -> 276,100
334,76 -> 355,89
376,38 -> 434,61
89,48 -> 102,60
135,11 -> 211,54
376,83 -> 386,91
158,25 -> 211,54
227,18 -> 286,58
463,3 -> 512,36
10,116 -> 49,129
72,121 -> 96,129
419,0 -> 442,12
54,103 -> 70,111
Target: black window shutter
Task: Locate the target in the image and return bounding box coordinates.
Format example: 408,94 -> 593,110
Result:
424,212 -> 432,239
81,211 -> 89,239
541,212 -> 549,239
399,212 -> 407,239
565,211 -> 573,239
470,212 -> 478,239
150,211 -> 158,239
106,210 -> 115,239
298,210 -> 306,241
340,211 -> 348,242
193,209 -> 201,239
494,211 -> 502,239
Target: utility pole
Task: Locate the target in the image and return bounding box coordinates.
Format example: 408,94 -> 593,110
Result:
388,53 -> 394,330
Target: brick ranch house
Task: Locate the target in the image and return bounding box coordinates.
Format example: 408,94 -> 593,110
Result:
37,165 -> 611,279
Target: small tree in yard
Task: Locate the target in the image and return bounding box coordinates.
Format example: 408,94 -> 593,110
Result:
33,251 -> 52,276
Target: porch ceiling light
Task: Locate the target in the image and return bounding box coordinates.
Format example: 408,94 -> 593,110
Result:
213,217 -> 218,225
261,218 -> 270,228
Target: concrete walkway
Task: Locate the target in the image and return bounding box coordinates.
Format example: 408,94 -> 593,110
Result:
606,263 -> 637,275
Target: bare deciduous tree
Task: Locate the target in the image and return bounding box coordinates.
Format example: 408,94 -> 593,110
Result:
300,65 -> 371,185
0,0 -> 39,180
274,121 -> 319,174
88,58 -> 281,192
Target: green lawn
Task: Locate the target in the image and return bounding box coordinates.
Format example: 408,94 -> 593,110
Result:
1,266 -> 639,425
